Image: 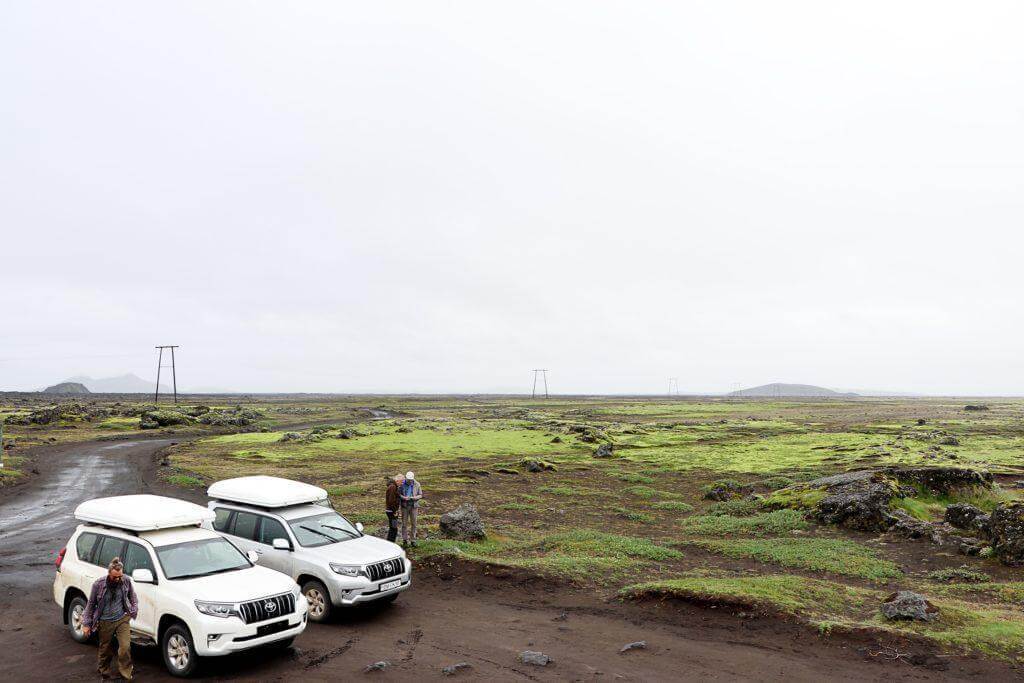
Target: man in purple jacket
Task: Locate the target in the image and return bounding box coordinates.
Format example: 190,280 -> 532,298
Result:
83,557 -> 138,680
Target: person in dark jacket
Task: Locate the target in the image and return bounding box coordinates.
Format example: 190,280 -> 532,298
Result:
83,557 -> 138,680
385,474 -> 405,543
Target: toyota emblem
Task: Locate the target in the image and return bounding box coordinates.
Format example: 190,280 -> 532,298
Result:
383,562 -> 392,573
264,600 -> 277,613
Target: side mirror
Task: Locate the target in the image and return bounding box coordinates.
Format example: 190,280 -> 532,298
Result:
247,550 -> 259,564
355,522 -> 364,533
272,538 -> 291,551
131,568 -> 155,584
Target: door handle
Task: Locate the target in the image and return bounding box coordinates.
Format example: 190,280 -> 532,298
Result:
254,549 -> 263,554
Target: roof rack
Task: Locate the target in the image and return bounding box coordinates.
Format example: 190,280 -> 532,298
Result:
75,494 -> 214,531
208,475 -> 328,508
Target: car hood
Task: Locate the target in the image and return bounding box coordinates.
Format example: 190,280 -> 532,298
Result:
176,565 -> 297,602
301,534 -> 405,565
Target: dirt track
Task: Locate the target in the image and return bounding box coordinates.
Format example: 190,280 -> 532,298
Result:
0,439 -> 1018,681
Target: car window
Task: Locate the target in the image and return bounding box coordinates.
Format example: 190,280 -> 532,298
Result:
76,533 -> 99,563
231,511 -> 259,541
123,542 -> 156,577
213,507 -> 233,532
94,535 -> 127,568
258,516 -> 288,546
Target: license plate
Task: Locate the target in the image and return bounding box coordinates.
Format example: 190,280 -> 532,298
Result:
380,580 -> 401,591
256,620 -> 289,637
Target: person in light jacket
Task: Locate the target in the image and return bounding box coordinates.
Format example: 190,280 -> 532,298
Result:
399,470 -> 423,547
83,557 -> 139,680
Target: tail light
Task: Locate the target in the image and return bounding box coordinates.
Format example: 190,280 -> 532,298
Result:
55,547 -> 66,570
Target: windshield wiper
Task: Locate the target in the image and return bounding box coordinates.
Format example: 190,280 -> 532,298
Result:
321,524 -> 359,538
300,525 -> 342,542
172,566 -> 243,580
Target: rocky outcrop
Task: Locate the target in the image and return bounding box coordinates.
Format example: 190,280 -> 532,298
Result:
196,405 -> 264,427
139,409 -> 194,429
811,471 -> 900,531
439,504 -> 486,540
988,502 -> 1024,566
944,503 -> 990,535
702,480 -> 753,502
593,444 -> 614,458
886,467 -> 992,494
880,591 -> 939,622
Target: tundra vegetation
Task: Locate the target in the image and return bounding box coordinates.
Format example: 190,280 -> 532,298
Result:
5,394 -> 1024,661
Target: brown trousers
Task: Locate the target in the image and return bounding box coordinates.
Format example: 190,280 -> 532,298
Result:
97,614 -> 132,679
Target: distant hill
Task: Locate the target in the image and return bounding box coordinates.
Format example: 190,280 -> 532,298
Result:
42,381 -> 91,394
728,383 -> 858,398
65,373 -> 159,394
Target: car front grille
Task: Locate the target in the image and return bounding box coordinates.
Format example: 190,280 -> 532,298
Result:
366,556 -> 404,582
238,592 -> 295,624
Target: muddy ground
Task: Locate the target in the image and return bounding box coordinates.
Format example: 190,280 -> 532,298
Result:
0,438 -> 1019,681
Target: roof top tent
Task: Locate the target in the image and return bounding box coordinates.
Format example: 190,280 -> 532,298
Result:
74,494 -> 215,531
207,475 -> 331,509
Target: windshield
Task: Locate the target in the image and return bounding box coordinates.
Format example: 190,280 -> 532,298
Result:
288,511 -> 360,547
155,537 -> 251,580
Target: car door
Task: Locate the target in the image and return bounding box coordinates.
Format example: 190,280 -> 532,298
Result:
82,534 -> 125,595
254,514 -> 294,576
122,542 -> 157,637
227,510 -> 260,557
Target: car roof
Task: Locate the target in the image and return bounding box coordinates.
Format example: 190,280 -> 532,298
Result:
139,526 -> 220,547
210,500 -> 328,521
208,475 -> 328,508
74,494 -> 215,532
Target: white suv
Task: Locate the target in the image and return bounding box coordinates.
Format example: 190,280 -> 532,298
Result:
54,494 -> 308,677
204,476 -> 411,623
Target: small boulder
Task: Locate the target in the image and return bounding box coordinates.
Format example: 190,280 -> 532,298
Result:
442,662 -> 472,676
519,651 -> 551,666
279,432 -> 303,442
944,503 -> 989,533
880,591 -> 939,622
620,641 -> 646,653
702,480 -> 753,502
439,504 -> 486,540
550,436 -> 563,444
963,404 -> 990,411
593,443 -> 614,458
988,502 -> 1024,566
521,459 -> 555,473
939,436 -> 960,446
364,660 -> 389,673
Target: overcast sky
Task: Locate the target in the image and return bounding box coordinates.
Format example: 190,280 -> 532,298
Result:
2,2 -> 1023,395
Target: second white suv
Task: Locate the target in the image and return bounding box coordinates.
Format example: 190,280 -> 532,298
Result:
204,476 -> 412,622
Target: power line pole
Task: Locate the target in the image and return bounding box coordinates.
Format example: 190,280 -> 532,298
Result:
668,377 -> 679,397
531,369 -> 549,399
155,345 -> 180,404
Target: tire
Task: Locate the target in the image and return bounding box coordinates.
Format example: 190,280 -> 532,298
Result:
302,579 -> 333,623
67,595 -> 91,643
162,623 -> 199,678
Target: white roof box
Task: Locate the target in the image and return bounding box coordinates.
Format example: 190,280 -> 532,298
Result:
75,494 -> 215,531
208,475 -> 328,508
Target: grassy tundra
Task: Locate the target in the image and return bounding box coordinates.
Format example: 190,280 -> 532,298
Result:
6,395 -> 1024,660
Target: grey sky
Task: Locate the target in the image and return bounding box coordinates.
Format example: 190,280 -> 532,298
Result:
2,2 -> 1023,395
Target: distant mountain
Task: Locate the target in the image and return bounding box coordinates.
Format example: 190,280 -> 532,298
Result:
43,381 -> 91,394
66,373 -> 160,394
728,383 -> 858,398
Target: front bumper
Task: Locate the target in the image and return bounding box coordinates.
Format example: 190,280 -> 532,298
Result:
194,595 -> 309,656
328,559 -> 413,606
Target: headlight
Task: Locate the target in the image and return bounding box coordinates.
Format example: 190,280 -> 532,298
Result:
194,600 -> 239,618
330,563 -> 362,577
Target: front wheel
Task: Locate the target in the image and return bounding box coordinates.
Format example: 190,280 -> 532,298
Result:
302,579 -> 333,623
162,623 -> 199,677
67,595 -> 91,643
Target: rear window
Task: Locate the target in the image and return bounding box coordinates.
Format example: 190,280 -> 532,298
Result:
76,533 -> 99,562
231,511 -> 260,541
213,507 -> 233,532
94,536 -> 127,568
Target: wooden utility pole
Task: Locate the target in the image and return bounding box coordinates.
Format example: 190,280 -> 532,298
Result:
155,345 -> 180,403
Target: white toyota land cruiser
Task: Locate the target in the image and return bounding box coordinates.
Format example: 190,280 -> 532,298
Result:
204,476 -> 411,623
54,494 -> 308,677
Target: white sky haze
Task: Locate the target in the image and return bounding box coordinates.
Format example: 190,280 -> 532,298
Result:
2,2 -> 1023,394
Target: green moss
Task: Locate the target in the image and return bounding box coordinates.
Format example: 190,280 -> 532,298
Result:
926,567 -> 990,584
326,483 -> 366,496
621,574 -> 873,616
678,509 -> 810,536
762,486 -> 827,510
612,507 -> 655,523
706,498 -> 761,516
651,501 -> 695,512
621,485 -> 658,499
166,474 -> 203,488
688,538 -> 902,581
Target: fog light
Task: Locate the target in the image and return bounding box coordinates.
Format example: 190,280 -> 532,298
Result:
207,634 -> 222,644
